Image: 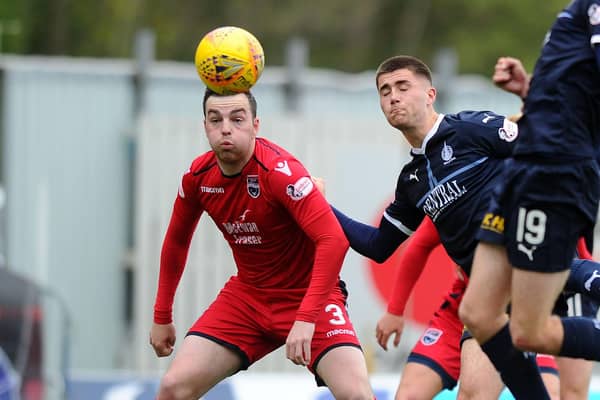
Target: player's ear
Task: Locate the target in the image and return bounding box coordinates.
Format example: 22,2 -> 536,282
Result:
426,86 -> 437,106
253,117 -> 260,134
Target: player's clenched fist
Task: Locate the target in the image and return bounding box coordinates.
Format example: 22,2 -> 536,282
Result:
150,322 -> 176,357
492,57 -> 529,99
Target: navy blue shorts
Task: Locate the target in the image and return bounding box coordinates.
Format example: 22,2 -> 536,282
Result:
477,158 -> 599,272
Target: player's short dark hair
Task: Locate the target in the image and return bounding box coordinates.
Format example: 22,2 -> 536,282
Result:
202,89 -> 257,118
375,55 -> 433,87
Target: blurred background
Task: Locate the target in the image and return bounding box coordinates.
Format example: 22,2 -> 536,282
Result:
0,1 -> 597,399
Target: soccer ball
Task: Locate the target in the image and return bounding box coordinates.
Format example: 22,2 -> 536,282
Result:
194,26 -> 265,94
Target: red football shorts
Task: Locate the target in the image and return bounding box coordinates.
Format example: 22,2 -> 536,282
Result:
414,273 -> 558,389
536,354 -> 558,375
187,276 -> 362,377
407,276 -> 466,389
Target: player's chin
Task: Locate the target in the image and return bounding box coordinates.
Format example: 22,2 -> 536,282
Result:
216,149 -> 240,161
387,113 -> 406,126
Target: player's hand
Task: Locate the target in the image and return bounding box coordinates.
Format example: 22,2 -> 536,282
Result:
375,312 -> 405,351
286,320 -> 315,366
492,57 -> 530,99
311,176 -> 326,196
150,322 -> 176,357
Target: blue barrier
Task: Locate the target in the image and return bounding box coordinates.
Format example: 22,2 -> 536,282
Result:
67,373 -> 600,400
0,348 -> 19,400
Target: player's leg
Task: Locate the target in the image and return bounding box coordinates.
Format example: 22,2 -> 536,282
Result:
394,279 -> 465,400
505,201 -> 577,354
554,292 -> 597,400
456,338 -> 504,400
315,346 -> 373,400
457,338 -> 560,400
308,283 -> 373,399
505,162 -> 600,361
509,268 -> 568,353
459,242 -> 550,399
556,357 -> 592,400
459,242 -> 511,345
394,362 -> 443,400
157,335 -> 242,400
157,277 -> 276,399
540,372 -> 560,400
537,354 -> 560,400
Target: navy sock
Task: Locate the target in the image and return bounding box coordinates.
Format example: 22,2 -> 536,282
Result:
565,258 -> 600,301
560,317 -> 600,360
480,323 -> 550,399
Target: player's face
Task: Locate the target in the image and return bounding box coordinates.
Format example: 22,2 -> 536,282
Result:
377,69 -> 435,131
204,93 -> 259,174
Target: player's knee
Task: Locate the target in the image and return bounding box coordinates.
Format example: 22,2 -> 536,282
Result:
561,387 -> 589,400
509,321 -> 548,353
331,382 -> 373,400
458,300 -> 480,330
509,324 -> 536,351
457,386 -> 482,400
395,389 -> 430,400
395,382 -> 437,400
331,390 -> 373,400
157,372 -> 193,400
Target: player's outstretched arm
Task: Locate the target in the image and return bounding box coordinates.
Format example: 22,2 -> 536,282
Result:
492,57 -> 530,99
332,207 -> 408,263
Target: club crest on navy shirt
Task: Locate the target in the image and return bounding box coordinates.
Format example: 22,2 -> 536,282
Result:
441,142 -> 455,165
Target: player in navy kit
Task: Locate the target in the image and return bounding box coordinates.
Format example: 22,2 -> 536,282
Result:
149,89 -> 374,400
459,1 -> 600,398
331,54 -> 552,398
488,54 -> 598,400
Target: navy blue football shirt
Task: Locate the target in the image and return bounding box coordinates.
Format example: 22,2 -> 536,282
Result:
516,0 -> 600,160
384,111 -> 516,272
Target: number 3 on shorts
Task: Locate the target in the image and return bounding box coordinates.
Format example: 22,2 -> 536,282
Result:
325,304 -> 346,325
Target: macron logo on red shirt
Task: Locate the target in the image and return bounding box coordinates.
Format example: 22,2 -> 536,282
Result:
274,160 -> 292,176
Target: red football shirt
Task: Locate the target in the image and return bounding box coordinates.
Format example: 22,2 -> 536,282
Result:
154,137 -> 348,324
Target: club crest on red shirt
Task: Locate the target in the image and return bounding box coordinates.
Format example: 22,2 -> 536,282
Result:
247,175 -> 260,198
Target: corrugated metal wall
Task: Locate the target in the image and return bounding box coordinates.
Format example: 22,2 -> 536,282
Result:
0,57 -> 133,376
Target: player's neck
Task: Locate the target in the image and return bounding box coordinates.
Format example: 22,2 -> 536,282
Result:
402,111 -> 439,149
217,141 -> 256,176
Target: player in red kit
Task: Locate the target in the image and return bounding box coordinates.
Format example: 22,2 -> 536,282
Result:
149,89 -> 374,400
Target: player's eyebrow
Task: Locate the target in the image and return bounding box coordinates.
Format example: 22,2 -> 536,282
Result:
379,79 -> 410,92
206,109 -> 221,116
230,107 -> 247,115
